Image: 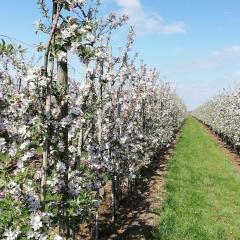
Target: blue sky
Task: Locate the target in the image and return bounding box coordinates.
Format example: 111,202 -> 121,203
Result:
1,0 -> 240,109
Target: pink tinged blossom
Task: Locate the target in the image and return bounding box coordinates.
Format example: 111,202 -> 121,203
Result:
90,163 -> 102,171
0,190 -> 5,198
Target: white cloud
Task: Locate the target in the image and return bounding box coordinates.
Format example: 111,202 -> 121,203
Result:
193,46 -> 240,70
169,45 -> 240,73
115,0 -> 187,35
212,46 -> 240,58
116,0 -> 141,9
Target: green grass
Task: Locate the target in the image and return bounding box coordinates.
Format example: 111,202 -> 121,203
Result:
153,117 -> 240,240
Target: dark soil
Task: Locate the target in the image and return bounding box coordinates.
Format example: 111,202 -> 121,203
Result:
77,135 -> 180,240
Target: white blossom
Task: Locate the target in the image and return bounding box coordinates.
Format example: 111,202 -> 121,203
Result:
3,227 -> 21,240
56,161 -> 66,174
57,51 -> 67,62
54,235 -> 64,240
30,214 -> 43,231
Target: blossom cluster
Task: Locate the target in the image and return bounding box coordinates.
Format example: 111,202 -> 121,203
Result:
0,0 -> 186,239
192,88 -> 240,147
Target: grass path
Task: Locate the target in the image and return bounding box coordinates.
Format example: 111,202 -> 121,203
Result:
154,117 -> 240,240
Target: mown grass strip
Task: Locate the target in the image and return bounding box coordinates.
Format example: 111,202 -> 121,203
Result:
153,117 -> 240,240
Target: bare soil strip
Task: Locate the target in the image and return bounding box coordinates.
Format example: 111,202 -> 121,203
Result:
88,134 -> 180,240
99,141 -> 178,240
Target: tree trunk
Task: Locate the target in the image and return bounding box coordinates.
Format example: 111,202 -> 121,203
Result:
57,50 -> 69,237
40,1 -> 58,208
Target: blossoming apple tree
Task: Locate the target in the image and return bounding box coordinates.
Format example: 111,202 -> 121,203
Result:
192,88 -> 240,150
0,0 -> 186,239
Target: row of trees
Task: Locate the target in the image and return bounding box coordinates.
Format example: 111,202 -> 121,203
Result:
0,0 -> 186,239
192,88 -> 240,149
